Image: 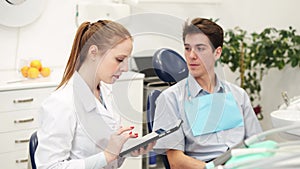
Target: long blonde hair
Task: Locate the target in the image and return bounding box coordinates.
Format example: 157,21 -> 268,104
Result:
56,20 -> 132,90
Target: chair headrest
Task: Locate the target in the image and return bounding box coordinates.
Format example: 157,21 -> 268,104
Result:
153,48 -> 188,83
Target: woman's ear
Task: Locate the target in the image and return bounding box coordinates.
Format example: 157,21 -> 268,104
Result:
88,45 -> 99,61
214,46 -> 222,61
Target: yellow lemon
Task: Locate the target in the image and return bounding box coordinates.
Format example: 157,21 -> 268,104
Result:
27,67 -> 40,79
30,60 -> 42,71
20,66 -> 29,78
40,67 -> 51,77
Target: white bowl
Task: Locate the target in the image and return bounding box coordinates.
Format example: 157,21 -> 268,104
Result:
270,109 -> 300,140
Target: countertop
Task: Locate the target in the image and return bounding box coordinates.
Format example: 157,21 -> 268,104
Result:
0,67 -> 145,91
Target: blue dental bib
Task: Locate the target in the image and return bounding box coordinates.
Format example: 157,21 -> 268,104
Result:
184,81 -> 244,136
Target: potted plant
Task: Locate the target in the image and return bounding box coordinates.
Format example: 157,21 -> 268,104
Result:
220,26 -> 300,119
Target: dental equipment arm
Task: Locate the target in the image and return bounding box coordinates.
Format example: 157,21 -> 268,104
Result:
224,152 -> 300,169
244,123 -> 300,146
205,141 -> 246,169
206,123 -> 300,169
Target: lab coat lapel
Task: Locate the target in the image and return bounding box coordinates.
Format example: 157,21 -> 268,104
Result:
72,72 -> 113,148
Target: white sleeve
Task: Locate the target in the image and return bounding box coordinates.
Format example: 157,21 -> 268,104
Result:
241,90 -> 263,138
84,152 -> 107,169
35,94 -> 108,169
152,91 -> 185,153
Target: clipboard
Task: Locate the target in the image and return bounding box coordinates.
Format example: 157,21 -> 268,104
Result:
120,119 -> 183,157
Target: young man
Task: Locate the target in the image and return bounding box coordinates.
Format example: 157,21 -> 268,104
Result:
152,18 -> 262,169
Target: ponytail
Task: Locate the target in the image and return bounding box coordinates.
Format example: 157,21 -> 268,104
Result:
56,20 -> 132,90
56,22 -> 90,90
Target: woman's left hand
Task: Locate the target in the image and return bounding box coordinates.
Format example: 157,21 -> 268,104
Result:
130,141 -> 156,157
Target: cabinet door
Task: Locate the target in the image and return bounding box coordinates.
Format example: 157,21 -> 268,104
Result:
0,87 -> 55,112
0,150 -> 29,169
113,79 -> 144,169
0,109 -> 38,132
0,129 -> 35,153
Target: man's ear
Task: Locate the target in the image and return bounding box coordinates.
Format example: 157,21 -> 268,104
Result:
214,46 -> 222,61
88,45 -> 99,61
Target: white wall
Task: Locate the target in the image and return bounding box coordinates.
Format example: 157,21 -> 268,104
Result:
0,0 -> 76,70
131,0 -> 300,137
1,0 -> 300,137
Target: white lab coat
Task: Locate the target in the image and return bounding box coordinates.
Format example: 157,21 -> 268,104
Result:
35,72 -> 123,169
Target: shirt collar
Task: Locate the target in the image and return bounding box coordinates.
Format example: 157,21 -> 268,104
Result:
215,74 -> 225,93
100,81 -> 112,96
73,71 -> 97,112
187,73 -> 225,97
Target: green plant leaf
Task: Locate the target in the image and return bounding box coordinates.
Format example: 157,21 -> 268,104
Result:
221,26 -> 300,104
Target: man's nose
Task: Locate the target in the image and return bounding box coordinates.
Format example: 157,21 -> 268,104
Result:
188,48 -> 198,59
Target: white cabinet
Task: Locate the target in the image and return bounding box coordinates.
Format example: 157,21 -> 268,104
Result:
112,72 -> 145,169
0,69 -> 144,169
0,69 -> 60,169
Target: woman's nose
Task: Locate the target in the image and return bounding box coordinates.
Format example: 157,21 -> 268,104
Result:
120,59 -> 129,72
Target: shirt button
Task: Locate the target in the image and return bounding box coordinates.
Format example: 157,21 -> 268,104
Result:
217,132 -> 223,139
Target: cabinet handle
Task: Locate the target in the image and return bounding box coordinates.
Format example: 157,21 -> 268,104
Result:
14,117 -> 34,123
15,139 -> 30,144
13,98 -> 34,103
15,158 -> 28,163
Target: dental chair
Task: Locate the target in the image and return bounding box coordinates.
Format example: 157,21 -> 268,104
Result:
146,48 -> 188,169
152,48 -> 188,85
29,131 -> 38,169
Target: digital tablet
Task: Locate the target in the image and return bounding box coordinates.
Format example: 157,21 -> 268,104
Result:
119,119 -> 183,157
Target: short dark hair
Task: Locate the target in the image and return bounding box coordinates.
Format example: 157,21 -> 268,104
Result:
183,18 -> 224,49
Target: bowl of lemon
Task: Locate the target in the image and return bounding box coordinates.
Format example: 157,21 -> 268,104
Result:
20,60 -> 51,79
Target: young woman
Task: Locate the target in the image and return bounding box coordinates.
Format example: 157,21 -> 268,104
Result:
35,20 -> 154,169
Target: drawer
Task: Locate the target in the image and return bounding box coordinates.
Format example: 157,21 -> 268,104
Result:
0,150 -> 29,169
0,87 -> 55,112
0,129 -> 36,153
0,109 -> 38,132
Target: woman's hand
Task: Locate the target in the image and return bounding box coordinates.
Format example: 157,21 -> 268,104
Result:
130,141 -> 156,157
104,126 -> 137,163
